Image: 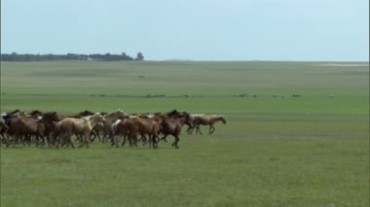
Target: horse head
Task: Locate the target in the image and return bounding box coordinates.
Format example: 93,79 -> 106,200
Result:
219,116 -> 226,124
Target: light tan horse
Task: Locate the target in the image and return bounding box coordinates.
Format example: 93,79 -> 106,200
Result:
56,113 -> 105,148
188,115 -> 226,135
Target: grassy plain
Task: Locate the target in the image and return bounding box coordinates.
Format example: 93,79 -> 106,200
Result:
0,61 -> 369,207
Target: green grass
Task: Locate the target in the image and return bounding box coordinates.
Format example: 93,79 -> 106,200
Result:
1,61 -> 369,207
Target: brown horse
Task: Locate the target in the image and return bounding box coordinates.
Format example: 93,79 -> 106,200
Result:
101,110 -> 127,142
40,112 -> 69,147
55,113 -> 105,148
134,117 -> 161,148
111,119 -> 129,147
111,116 -> 162,149
159,114 -> 193,148
7,112 -> 45,146
188,115 -> 226,135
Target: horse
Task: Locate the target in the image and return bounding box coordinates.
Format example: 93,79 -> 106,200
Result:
6,111 -> 45,147
55,113 -> 105,148
40,112 -> 69,147
101,110 -> 127,142
159,113 -> 193,148
111,118 -> 138,148
111,117 -> 139,148
111,116 -> 162,149
133,117 -> 161,148
187,115 -> 226,135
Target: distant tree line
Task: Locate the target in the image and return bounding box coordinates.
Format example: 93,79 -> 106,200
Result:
0,52 -> 144,62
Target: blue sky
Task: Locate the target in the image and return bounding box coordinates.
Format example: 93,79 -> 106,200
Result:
1,0 -> 369,61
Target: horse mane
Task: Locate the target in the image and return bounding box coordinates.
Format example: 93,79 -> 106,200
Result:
14,111 -> 28,118
76,110 -> 95,117
30,110 -> 43,116
167,109 -> 181,117
83,113 -> 101,120
181,111 -> 191,117
7,109 -> 20,115
215,115 -> 226,124
42,112 -> 58,121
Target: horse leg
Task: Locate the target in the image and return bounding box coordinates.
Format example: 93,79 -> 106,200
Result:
128,134 -> 134,147
160,134 -> 168,142
110,134 -> 116,147
50,131 -> 59,148
25,135 -> 32,147
148,134 -> 153,148
113,135 -> 122,148
96,131 -> 102,142
89,132 -> 96,143
209,125 -> 215,134
77,134 -> 85,148
171,135 -> 180,149
54,132 -> 62,148
35,135 -> 40,147
60,134 -> 66,147
20,135 -> 27,147
38,135 -> 45,147
196,125 -> 202,135
141,134 -> 147,145
2,133 -> 10,147
85,134 -> 90,148
153,134 -> 159,149
134,135 -> 138,147
61,133 -> 69,148
121,134 -> 127,147
69,135 -> 75,148
186,125 -> 193,135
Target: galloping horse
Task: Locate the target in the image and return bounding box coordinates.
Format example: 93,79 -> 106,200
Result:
134,117 -> 161,148
56,113 -> 105,148
40,112 -> 68,147
111,116 -> 161,148
6,111 -> 45,146
159,114 -> 193,148
187,115 -> 226,135
102,110 -> 127,142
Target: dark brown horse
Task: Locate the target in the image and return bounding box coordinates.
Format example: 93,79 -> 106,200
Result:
111,119 -> 131,147
159,114 -> 193,148
40,112 -> 68,147
188,115 -> 226,135
7,112 -> 45,146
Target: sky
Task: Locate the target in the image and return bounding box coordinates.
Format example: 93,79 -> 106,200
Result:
1,0 -> 369,61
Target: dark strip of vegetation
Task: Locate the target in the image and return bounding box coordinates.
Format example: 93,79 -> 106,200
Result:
1,52 -> 144,62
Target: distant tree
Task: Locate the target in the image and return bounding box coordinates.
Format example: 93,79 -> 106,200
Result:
121,52 -> 133,61
1,52 -> 136,62
135,52 -> 144,61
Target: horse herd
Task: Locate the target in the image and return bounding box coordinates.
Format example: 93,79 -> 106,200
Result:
0,109 -> 227,149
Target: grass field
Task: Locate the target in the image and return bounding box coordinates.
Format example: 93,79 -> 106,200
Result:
1,61 -> 369,207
